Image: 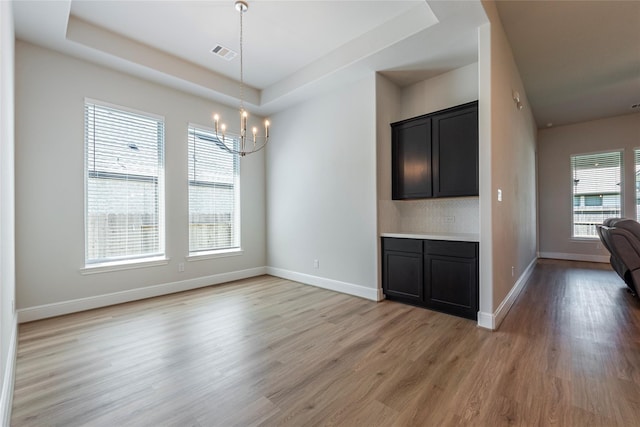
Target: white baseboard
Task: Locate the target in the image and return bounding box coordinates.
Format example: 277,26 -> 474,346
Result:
266,267 -> 382,301
538,251 -> 609,263
17,267 -> 267,323
0,313 -> 17,426
477,257 -> 537,330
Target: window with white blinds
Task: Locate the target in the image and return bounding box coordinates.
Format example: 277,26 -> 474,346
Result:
85,100 -> 165,264
571,151 -> 621,238
188,125 -> 240,253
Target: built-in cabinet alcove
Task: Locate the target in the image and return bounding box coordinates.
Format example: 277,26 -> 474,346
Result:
376,66 -> 481,321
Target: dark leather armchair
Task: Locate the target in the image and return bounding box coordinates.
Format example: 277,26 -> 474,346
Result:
597,218 -> 640,296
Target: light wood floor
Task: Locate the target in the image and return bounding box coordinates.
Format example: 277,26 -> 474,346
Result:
11,259 -> 640,426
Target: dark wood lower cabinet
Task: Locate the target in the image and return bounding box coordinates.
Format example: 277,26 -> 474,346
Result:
382,237 -> 479,320
382,238 -> 423,304
424,240 -> 478,320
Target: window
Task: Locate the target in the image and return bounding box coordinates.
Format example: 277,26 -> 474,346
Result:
85,100 -> 165,265
188,125 -> 240,253
571,151 -> 621,238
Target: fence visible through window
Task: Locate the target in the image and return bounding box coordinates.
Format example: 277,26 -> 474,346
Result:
85,100 -> 165,264
188,125 -> 240,253
571,151 -> 621,238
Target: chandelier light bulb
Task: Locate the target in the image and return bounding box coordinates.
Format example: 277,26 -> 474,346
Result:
213,114 -> 219,133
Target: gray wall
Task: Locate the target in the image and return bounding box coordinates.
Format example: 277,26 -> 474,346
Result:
480,0 -> 538,321
15,41 -> 266,312
0,1 -> 16,420
266,74 -> 379,299
538,113 -> 640,261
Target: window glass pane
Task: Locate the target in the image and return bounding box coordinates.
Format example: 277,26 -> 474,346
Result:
584,195 -> 603,207
85,101 -> 165,263
571,151 -> 621,238
188,126 -> 240,253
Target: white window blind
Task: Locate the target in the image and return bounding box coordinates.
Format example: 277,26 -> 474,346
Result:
571,151 -> 621,238
85,101 -> 165,264
188,125 -> 240,253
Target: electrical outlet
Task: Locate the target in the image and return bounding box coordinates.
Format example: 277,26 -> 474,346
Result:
313,259 -> 319,269
178,262 -> 185,272
444,216 -> 455,223
511,266 -> 515,277
498,189 -> 503,202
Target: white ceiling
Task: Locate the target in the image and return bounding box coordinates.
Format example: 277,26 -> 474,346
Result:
495,0 -> 640,128
12,0 -> 486,115
13,1 -> 636,127
69,0 -> 426,89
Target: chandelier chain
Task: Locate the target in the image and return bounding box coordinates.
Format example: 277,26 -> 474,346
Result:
239,8 -> 244,112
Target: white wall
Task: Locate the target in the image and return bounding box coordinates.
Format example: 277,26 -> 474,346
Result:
375,74 -> 400,234
0,1 -> 17,422
478,0 -> 538,328
538,113 -> 640,261
15,42 -> 266,316
399,63 -> 479,121
266,74 -> 379,300
377,64 -> 481,235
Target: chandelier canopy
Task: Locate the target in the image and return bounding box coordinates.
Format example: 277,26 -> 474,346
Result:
208,0 -> 270,157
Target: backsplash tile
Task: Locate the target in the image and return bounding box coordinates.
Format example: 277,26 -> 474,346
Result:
379,197 -> 479,234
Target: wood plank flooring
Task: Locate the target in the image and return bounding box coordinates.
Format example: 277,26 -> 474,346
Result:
11,259 -> 640,426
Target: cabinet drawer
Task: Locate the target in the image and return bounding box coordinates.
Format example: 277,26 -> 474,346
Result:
383,237 -> 423,254
423,240 -> 477,258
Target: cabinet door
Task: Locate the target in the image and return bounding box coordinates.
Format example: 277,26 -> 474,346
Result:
383,250 -> 423,303
392,118 -> 432,199
424,241 -> 478,320
432,102 -> 478,197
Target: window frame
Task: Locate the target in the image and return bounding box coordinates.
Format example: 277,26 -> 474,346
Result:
569,149 -> 623,240
186,123 -> 241,257
83,98 -> 166,269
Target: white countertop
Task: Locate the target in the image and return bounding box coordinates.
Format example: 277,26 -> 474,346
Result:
381,232 -> 480,242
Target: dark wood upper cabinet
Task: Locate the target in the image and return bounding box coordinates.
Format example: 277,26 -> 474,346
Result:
392,117 -> 432,199
432,103 -> 479,197
391,101 -> 478,200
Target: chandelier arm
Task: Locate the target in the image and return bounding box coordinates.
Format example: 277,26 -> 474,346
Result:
198,131 -> 268,158
238,140 -> 268,157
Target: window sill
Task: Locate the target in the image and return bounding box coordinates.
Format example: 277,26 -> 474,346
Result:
186,248 -> 243,261
80,256 -> 170,275
570,237 -> 599,242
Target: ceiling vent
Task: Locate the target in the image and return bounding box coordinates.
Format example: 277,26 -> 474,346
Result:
211,45 -> 237,61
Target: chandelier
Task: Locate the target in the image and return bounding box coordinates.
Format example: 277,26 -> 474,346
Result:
205,0 -> 270,157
